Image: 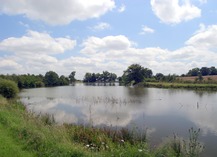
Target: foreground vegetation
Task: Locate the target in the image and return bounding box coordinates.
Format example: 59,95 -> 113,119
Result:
0,96 -> 204,157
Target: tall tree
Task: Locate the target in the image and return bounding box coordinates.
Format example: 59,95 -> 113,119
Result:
122,64 -> 152,85
83,73 -> 94,82
59,75 -> 69,85
200,67 -> 210,76
44,71 -> 60,86
187,68 -> 200,76
69,71 -> 76,83
209,66 -> 217,75
155,73 -> 164,81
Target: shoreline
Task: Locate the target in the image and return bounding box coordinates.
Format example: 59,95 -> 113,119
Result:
0,96 -> 204,156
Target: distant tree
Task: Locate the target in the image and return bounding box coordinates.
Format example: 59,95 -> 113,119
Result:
187,68 -> 200,76
59,75 -> 69,86
209,66 -> 217,75
95,73 -> 101,82
109,73 -> 117,82
122,64 -> 152,85
101,71 -> 110,82
144,68 -> 153,78
200,67 -> 210,76
44,71 -> 60,86
69,71 -> 76,83
83,73 -> 93,83
155,73 -> 164,81
83,71 -> 117,83
117,76 -> 123,82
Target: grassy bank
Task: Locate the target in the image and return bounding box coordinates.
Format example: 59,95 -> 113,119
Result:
0,96 -> 203,157
144,82 -> 217,90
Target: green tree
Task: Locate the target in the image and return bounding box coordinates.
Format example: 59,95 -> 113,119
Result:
187,68 -> 200,76
69,71 -> 76,83
83,73 -> 93,83
59,75 -> 69,86
122,64 -> 152,85
144,68 -> 153,78
155,73 -> 164,81
200,67 -> 210,76
209,66 -> 217,75
101,71 -> 110,82
95,73 -> 101,82
0,79 -> 19,98
109,73 -> 117,82
44,71 -> 60,86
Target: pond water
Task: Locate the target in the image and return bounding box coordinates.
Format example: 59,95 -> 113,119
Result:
19,84 -> 217,156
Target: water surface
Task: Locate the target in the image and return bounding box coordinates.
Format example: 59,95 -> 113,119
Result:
20,84 -> 217,156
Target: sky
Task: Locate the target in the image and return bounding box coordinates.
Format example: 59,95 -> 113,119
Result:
0,0 -> 217,79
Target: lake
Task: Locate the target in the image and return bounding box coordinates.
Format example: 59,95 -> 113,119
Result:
19,84 -> 217,156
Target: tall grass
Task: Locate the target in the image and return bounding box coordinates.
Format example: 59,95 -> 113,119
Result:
154,128 -> 204,157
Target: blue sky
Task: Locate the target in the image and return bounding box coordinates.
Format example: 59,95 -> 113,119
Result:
0,0 -> 217,79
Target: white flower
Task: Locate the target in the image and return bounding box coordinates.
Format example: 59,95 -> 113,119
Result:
138,149 -> 143,152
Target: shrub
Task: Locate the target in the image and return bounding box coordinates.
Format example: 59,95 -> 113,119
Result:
0,79 -> 19,98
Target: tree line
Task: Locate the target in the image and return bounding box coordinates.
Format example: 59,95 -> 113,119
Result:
0,71 -> 76,89
83,71 -> 117,83
1,64 -> 217,89
186,66 -> 217,76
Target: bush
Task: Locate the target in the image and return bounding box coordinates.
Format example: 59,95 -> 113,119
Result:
0,79 -> 19,98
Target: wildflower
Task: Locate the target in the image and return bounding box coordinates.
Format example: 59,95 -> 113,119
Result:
138,149 -> 143,152
86,144 -> 90,147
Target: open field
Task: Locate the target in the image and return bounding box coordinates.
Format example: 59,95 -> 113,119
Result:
144,82 -> 217,90
177,75 -> 217,82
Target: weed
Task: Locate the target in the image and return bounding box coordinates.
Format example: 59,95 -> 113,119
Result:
155,127 -> 204,157
183,128 -> 204,157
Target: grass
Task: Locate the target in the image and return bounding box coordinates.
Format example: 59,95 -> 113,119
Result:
0,125 -> 34,157
144,82 -> 217,90
0,95 -> 204,157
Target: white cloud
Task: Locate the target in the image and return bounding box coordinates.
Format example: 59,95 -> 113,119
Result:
140,25 -> 155,35
0,0 -> 115,25
1,25 -> 217,79
91,22 -> 111,31
81,35 -> 132,55
0,30 -> 76,55
150,0 -> 201,24
0,30 -> 77,75
186,25 -> 217,50
0,58 -> 22,71
118,4 -> 126,13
